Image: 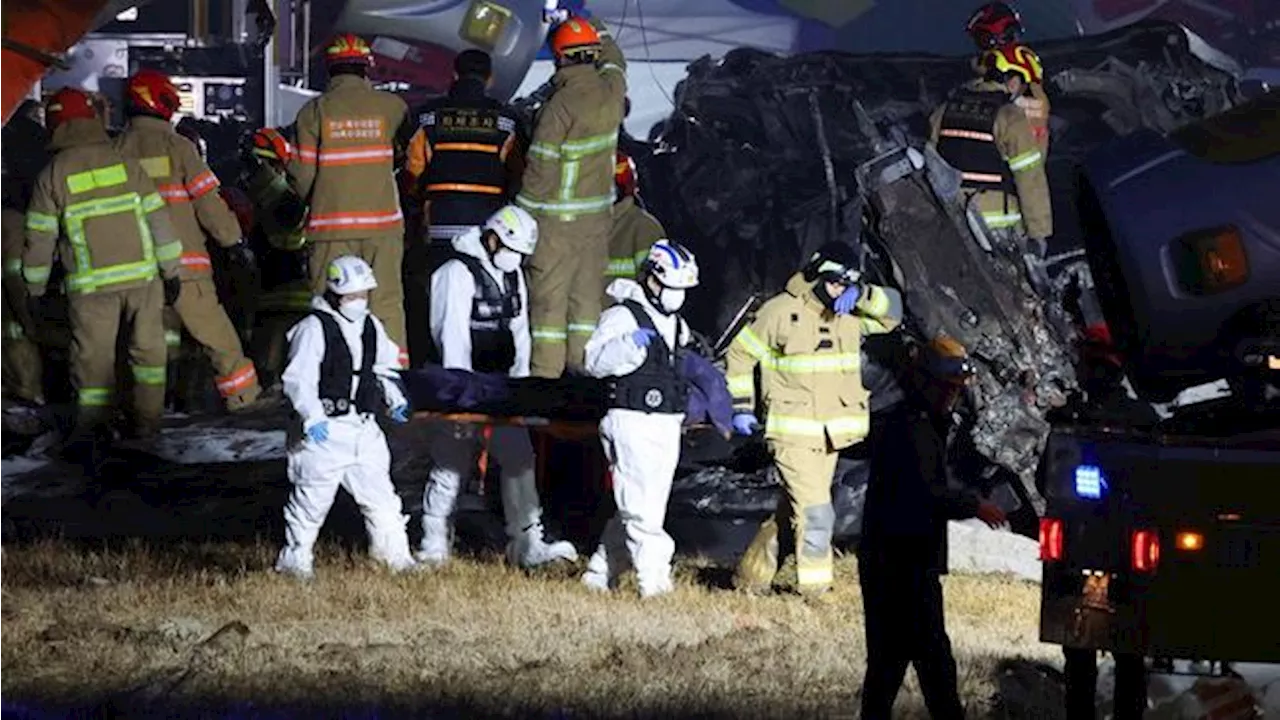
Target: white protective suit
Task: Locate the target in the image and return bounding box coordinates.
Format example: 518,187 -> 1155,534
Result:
422,228 -> 575,567
275,296 -> 416,577
582,278 -> 691,597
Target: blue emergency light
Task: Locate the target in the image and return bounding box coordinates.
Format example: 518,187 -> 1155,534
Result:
1074,465 -> 1107,499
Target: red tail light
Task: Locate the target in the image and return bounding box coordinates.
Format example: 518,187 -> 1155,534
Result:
1039,518 -> 1064,561
1131,529 -> 1161,573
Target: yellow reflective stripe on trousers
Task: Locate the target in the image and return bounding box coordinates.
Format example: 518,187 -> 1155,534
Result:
533,326 -> 567,342
981,211 -> 1022,229
22,265 -> 51,284
25,211 -> 57,234
726,374 -> 754,396
65,163 -> 128,194
1008,149 -> 1043,172
5,321 -> 25,339
165,329 -> 182,347
78,386 -> 113,407
3,257 -> 21,275
568,322 -> 596,336
765,413 -> 869,439
131,364 -> 166,386
515,192 -> 613,217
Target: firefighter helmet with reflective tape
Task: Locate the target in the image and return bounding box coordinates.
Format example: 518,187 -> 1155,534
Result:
326,255 -> 378,295
615,150 -> 637,200
549,17 -> 601,61
642,239 -> 699,289
483,205 -> 539,255
803,241 -> 863,285
252,127 -> 292,162
325,33 -> 374,69
45,88 -> 97,129
966,2 -> 1024,50
126,69 -> 181,120
981,43 -> 1043,84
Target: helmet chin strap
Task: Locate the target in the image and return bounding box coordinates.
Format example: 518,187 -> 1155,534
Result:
642,275 -> 676,315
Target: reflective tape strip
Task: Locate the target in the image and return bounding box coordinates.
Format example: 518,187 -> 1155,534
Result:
216,363 -> 257,397
157,183 -> 192,202
606,257 -> 636,277
726,375 -> 754,396
315,146 -> 393,166
532,326 -> 567,342
296,145 -> 318,164
142,192 -> 166,213
77,386 -> 113,407
600,62 -> 624,76
765,414 -> 827,437
5,321 -> 25,339
4,257 -> 23,275
180,252 -> 213,271
66,163 -> 128,194
25,212 -> 58,234
826,414 -> 870,438
528,142 -> 561,160
772,353 -> 859,374
560,131 -> 617,160
961,171 -> 1004,184
981,211 -> 1023,229
308,209 -> 403,231
65,260 -> 158,292
559,160 -> 580,202
139,156 -> 172,178
165,329 -> 183,347
22,265 -> 51,284
1008,149 -> 1043,172
433,142 -> 499,153
186,169 -> 220,198
860,286 -> 892,317
515,193 -> 613,216
733,327 -> 773,362
155,241 -> 183,263
131,364 -> 166,386
424,182 -> 504,195
939,128 -> 995,142
568,322 -> 596,336
62,191 -> 158,294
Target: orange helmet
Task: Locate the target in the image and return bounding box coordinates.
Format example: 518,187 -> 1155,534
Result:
981,43 -> 1043,85
615,150 -> 637,200
325,33 -> 373,69
252,127 -> 292,163
549,17 -> 601,61
45,88 -> 97,129
127,69 -> 181,120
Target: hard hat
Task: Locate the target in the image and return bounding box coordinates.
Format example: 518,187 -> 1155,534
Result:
803,242 -> 863,285
326,255 -> 378,295
483,205 -> 539,255
965,2 -> 1024,50
923,335 -> 975,384
45,88 -> 97,129
252,127 -> 293,163
642,239 -> 699,290
549,17 -> 601,61
981,43 -> 1043,85
126,69 -> 181,121
615,150 -> 637,201
325,33 -> 374,69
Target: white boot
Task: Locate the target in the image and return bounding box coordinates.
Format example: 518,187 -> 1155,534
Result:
417,515 -> 452,567
506,525 -> 578,569
639,574 -> 675,599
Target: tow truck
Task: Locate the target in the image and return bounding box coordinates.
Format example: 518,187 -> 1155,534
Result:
1036,92 -> 1280,717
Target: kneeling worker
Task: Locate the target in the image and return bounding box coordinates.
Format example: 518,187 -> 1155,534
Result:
421,205 -> 578,568
275,256 -> 418,580
582,240 -> 700,599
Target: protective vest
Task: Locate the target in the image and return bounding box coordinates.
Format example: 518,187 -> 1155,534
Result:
609,299 -> 688,414
935,88 -> 1014,194
436,252 -> 521,374
313,310 -> 383,416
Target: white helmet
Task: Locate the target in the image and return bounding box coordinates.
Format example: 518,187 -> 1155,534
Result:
641,239 -> 699,289
326,255 -> 378,295
483,205 -> 538,255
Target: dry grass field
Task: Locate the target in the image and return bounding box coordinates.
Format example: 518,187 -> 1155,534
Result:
1,539 -> 1065,718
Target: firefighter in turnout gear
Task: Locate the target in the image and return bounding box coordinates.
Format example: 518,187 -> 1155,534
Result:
728,242 -> 903,596
116,69 -> 264,410
582,240 -> 699,599
244,127 -> 313,387
22,88 -> 183,437
420,206 -> 579,569
288,33 -> 417,368
603,149 -> 664,298
965,3 -> 1050,153
275,255 -> 418,580
2,101 -> 49,405
517,16 -> 627,378
403,49 -> 527,365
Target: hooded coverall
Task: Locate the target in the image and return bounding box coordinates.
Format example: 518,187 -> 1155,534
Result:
115,115 -> 262,409
421,228 -> 575,567
727,273 -> 902,594
517,17 -> 627,378
603,195 -> 664,299
288,74 -> 416,367
276,295 -> 415,577
22,118 -> 183,435
929,79 -> 1052,252
582,278 -> 691,597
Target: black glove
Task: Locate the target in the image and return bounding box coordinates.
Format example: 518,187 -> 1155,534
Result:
228,240 -> 256,268
164,276 -> 182,306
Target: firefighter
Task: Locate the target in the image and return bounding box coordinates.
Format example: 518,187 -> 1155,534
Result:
2,100 -> 50,405
930,49 -> 1053,276
419,205 -> 579,569
516,16 -> 627,378
243,127 -> 313,388
727,242 -> 903,596
965,2 -> 1051,154
288,33 -> 417,368
402,48 -> 527,366
858,336 -> 1007,719
21,88 -> 183,438
115,69 -> 264,411
603,149 -> 664,296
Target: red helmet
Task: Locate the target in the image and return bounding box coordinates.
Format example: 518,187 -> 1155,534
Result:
615,150 -> 637,201
252,127 -> 292,163
45,87 -> 97,129
966,2 -> 1024,50
127,69 -> 181,120
981,43 -> 1043,85
549,17 -> 601,61
325,33 -> 373,70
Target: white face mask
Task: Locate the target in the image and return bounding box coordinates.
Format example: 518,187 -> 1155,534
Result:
658,288 -> 686,314
492,249 -> 523,273
339,297 -> 369,321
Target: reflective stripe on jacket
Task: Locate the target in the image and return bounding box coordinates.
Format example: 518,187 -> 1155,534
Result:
516,18 -> 626,222
115,116 -> 244,279
606,196 -> 664,279
725,273 -> 902,451
22,119 -> 181,297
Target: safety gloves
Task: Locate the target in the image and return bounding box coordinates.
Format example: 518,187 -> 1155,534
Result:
631,327 -> 658,348
389,404 -> 410,424
833,285 -> 862,315
306,421 -> 330,444
731,412 -> 760,436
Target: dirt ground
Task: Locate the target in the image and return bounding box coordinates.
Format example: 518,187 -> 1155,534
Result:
0,539 -> 1067,719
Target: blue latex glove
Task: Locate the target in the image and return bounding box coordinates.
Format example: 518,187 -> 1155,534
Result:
632,327 -> 658,348
306,421 -> 329,444
389,404 -> 410,424
833,284 -> 862,315
731,413 -> 760,436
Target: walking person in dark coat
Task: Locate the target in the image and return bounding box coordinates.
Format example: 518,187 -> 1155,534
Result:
857,335 -> 1008,719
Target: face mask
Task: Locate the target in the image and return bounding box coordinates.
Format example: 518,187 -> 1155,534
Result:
339,297 -> 369,322
658,288 -> 686,314
493,249 -> 523,273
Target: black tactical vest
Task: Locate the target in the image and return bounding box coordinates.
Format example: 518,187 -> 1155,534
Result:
431,253 -> 521,374
314,310 -> 384,417
609,299 -> 688,414
935,88 -> 1015,193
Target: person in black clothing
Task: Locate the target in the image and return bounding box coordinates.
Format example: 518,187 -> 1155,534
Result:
858,335 -> 1008,719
